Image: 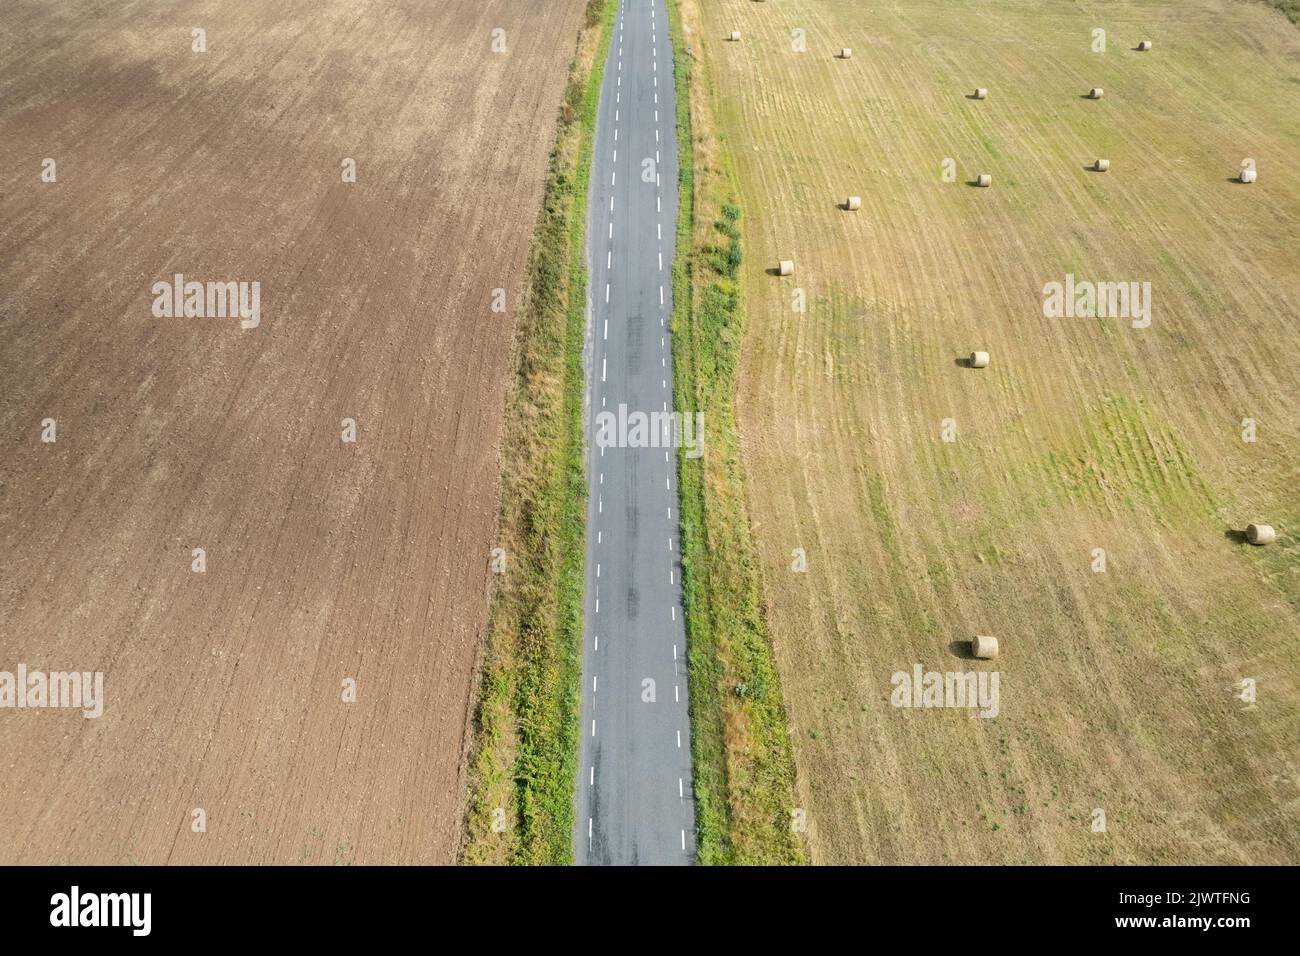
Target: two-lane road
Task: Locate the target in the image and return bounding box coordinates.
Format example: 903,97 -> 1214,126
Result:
575,0 -> 695,866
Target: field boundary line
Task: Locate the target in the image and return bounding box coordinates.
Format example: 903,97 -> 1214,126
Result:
669,0 -> 805,865
460,0 -> 617,866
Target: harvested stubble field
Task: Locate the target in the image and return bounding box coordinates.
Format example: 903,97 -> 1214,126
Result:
0,0 -> 583,864
694,0 -> 1300,863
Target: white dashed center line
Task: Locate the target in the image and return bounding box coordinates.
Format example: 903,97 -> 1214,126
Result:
581,0 -> 692,865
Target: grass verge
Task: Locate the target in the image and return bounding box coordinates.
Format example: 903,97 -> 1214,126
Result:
668,0 -> 805,865
460,0 -> 614,866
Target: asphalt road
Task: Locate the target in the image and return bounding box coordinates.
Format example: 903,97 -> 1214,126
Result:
574,0 -> 695,866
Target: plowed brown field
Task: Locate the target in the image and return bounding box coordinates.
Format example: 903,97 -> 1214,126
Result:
0,0 -> 582,864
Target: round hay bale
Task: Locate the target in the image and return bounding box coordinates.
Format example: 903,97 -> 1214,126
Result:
969,350 -> 990,368
1094,158 -> 1111,172
1240,168 -> 1257,183
845,195 -> 862,210
971,636 -> 999,659
1246,523 -> 1276,545
974,87 -> 988,99
977,173 -> 992,187
728,30 -> 741,42
839,48 -> 853,59
1137,40 -> 1152,51
778,259 -> 795,276
1089,87 -> 1104,99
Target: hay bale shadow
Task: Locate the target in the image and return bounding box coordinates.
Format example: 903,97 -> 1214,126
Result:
949,639 -> 976,660
765,266 -> 783,276
1224,528 -> 1250,544
954,356 -> 971,368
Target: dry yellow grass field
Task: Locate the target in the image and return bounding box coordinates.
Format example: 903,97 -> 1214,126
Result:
690,0 -> 1299,863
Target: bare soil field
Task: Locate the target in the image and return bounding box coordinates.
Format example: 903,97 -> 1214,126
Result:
0,0 -> 582,864
691,0 -> 1300,863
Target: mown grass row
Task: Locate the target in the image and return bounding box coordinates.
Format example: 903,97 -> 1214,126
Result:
460,0 -> 614,866
667,0 -> 805,865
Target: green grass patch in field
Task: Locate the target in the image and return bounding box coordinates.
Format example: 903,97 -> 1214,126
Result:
1264,1 -> 1300,24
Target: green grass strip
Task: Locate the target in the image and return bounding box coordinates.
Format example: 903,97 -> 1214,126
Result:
666,0 -> 805,865
461,0 -> 615,866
